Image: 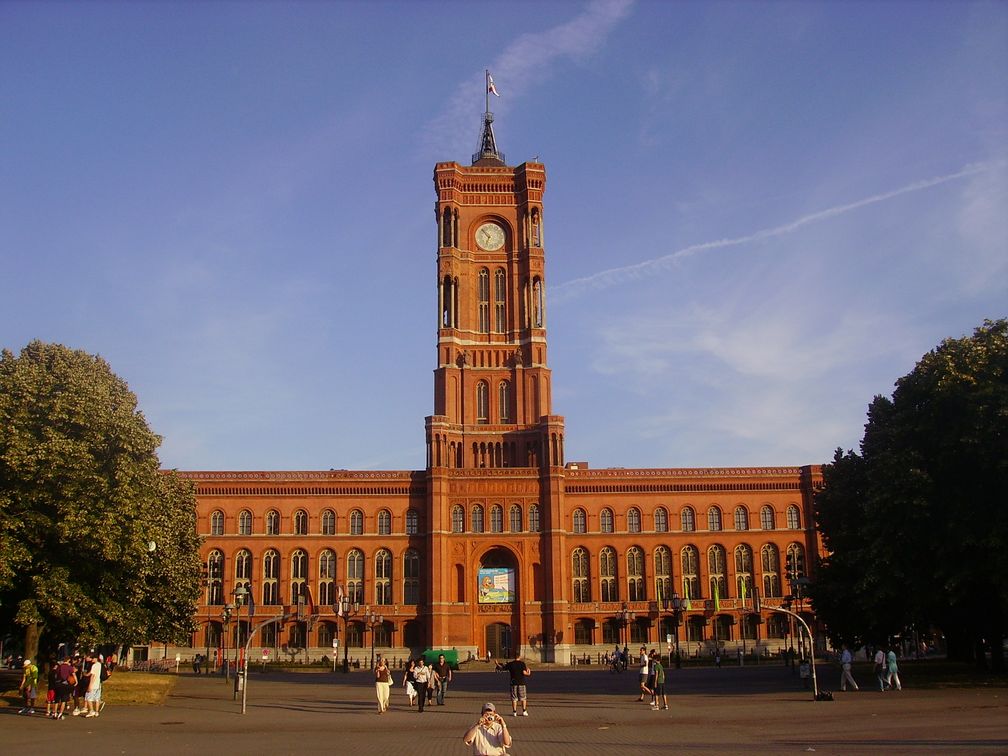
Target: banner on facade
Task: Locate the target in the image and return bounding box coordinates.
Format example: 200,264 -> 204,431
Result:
478,567 -> 515,603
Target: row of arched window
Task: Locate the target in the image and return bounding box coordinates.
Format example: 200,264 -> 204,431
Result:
569,543 -> 807,604
205,547 -> 422,608
450,503 -> 540,533
208,508 -> 421,537
572,504 -> 802,534
475,379 -> 511,424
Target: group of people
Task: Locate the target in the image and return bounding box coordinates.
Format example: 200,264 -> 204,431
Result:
836,644 -> 902,692
376,653 -> 454,713
18,650 -> 116,719
634,646 -> 669,710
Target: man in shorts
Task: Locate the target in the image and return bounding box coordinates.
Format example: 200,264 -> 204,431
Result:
499,651 -> 531,717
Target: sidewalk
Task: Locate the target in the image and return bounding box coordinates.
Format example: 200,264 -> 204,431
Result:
2,665 -> 1006,754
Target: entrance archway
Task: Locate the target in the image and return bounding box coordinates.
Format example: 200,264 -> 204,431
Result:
486,622 -> 512,659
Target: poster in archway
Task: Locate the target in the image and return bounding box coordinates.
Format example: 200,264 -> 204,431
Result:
478,567 -> 515,603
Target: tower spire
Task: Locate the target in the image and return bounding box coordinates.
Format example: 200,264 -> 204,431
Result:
473,70 -> 505,166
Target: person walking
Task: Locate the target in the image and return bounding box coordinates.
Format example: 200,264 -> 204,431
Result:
463,702 -> 512,755
637,647 -> 651,701
84,653 -> 102,717
885,647 -> 902,691
413,657 -> 431,712
498,651 -> 531,717
873,647 -> 887,691
374,655 -> 392,713
403,659 -> 417,706
644,649 -> 657,703
433,653 -> 453,705
650,651 -> 669,710
19,658 -> 38,714
839,645 -> 859,691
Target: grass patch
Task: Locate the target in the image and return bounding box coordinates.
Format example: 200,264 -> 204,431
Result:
1,672 -> 178,708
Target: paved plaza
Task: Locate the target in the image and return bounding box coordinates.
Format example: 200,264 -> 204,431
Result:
2,663 -> 1006,754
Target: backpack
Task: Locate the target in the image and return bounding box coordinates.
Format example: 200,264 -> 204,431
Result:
100,663 -> 113,683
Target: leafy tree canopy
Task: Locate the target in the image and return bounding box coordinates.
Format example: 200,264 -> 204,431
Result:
812,319 -> 1008,670
0,341 -> 201,657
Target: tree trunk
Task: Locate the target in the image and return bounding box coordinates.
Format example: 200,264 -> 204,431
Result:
23,621 -> 41,665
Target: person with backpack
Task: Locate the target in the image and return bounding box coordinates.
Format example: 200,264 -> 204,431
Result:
18,658 -> 39,715
54,655 -> 76,720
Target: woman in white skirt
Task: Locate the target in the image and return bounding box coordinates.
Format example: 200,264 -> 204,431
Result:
403,659 -> 417,706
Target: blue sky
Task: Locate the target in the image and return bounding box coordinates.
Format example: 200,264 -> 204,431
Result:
2,1 -> 1005,472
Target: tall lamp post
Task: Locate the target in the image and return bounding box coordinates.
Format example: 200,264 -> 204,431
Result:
365,609 -> 384,670
221,603 -> 235,682
232,586 -> 248,698
617,602 -> 635,650
338,590 -> 360,673
671,592 -> 684,669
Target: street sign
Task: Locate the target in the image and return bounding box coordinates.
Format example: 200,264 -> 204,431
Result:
666,633 -> 672,644
332,638 -> 339,649
262,649 -> 270,659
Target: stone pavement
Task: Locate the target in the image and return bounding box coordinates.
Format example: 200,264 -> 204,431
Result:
2,664 -> 1006,754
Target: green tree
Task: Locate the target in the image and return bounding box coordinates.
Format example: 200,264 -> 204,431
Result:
0,341 -> 201,660
813,319 -> 1008,670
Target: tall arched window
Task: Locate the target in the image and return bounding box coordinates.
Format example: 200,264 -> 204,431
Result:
627,546 -> 645,601
760,505 -> 775,530
234,549 -> 252,591
347,549 -> 364,604
654,546 -> 672,603
210,510 -> 224,536
377,510 -> 392,535
786,542 -> 807,578
600,546 -> 618,602
321,509 -> 336,535
734,544 -> 753,599
734,506 -> 749,531
375,549 -> 392,605
266,510 -> 280,535
600,508 -> 614,533
786,505 -> 801,529
476,381 -> 489,424
405,509 -> 419,535
532,276 -> 543,327
761,544 -> 781,597
490,504 -> 504,533
654,508 -> 668,533
509,505 -> 522,533
349,509 -> 364,535
573,508 -> 587,534
498,380 -> 511,423
294,509 -> 308,535
403,549 -> 420,605
707,545 -> 727,601
494,268 -> 507,333
478,268 -> 490,333
290,549 -> 308,605
528,504 -> 540,532
238,510 -> 252,536
572,547 -> 590,602
681,546 -> 700,600
707,506 -> 722,532
627,508 -> 641,533
207,550 -> 224,605
262,550 -> 279,605
451,505 -> 465,533
319,549 -> 336,606
471,505 -> 485,534
681,507 -> 696,532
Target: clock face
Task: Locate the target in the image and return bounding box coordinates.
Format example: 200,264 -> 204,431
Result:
475,222 -> 505,251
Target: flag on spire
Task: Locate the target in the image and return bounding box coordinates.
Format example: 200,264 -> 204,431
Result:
487,72 -> 500,97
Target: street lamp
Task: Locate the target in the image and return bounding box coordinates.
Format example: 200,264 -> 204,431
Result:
338,589 -> 360,673
232,586 -> 248,699
616,602 -> 635,650
671,592 -> 684,669
221,603 -> 235,682
365,609 -> 384,670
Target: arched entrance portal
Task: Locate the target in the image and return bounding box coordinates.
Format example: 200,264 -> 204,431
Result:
486,622 -> 512,660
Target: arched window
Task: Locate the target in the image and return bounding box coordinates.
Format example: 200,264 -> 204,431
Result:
403,549 -> 420,605
735,544 -> 753,599
262,550 -> 279,605
707,545 -> 727,601
234,549 -> 252,587
478,268 -> 490,333
654,508 -> 668,533
377,510 -> 392,535
509,505 -> 522,533
681,507 -> 696,532
627,546 -> 645,601
494,268 -> 507,333
760,505 -> 775,530
375,549 -> 392,605
681,545 -> 700,600
290,549 -> 308,605
294,509 -> 308,535
786,542 -> 807,579
349,509 -> 364,535
786,505 -> 801,529
573,508 -> 587,534
498,380 -> 511,423
627,508 -> 641,533
490,504 -> 504,533
238,510 -> 252,536
210,510 -> 224,536
321,509 -> 336,535
707,506 -> 722,532
476,381 -> 489,424
761,544 -> 781,598
319,549 -> 336,606
207,550 -> 224,605
600,508 -> 614,533
471,505 -> 485,534
600,547 -> 618,602
654,546 -> 672,603
347,549 -> 364,604
572,547 -> 590,603
451,505 -> 465,533
528,504 -> 540,533
734,506 -> 749,531
405,509 -> 419,535
265,510 -> 280,536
